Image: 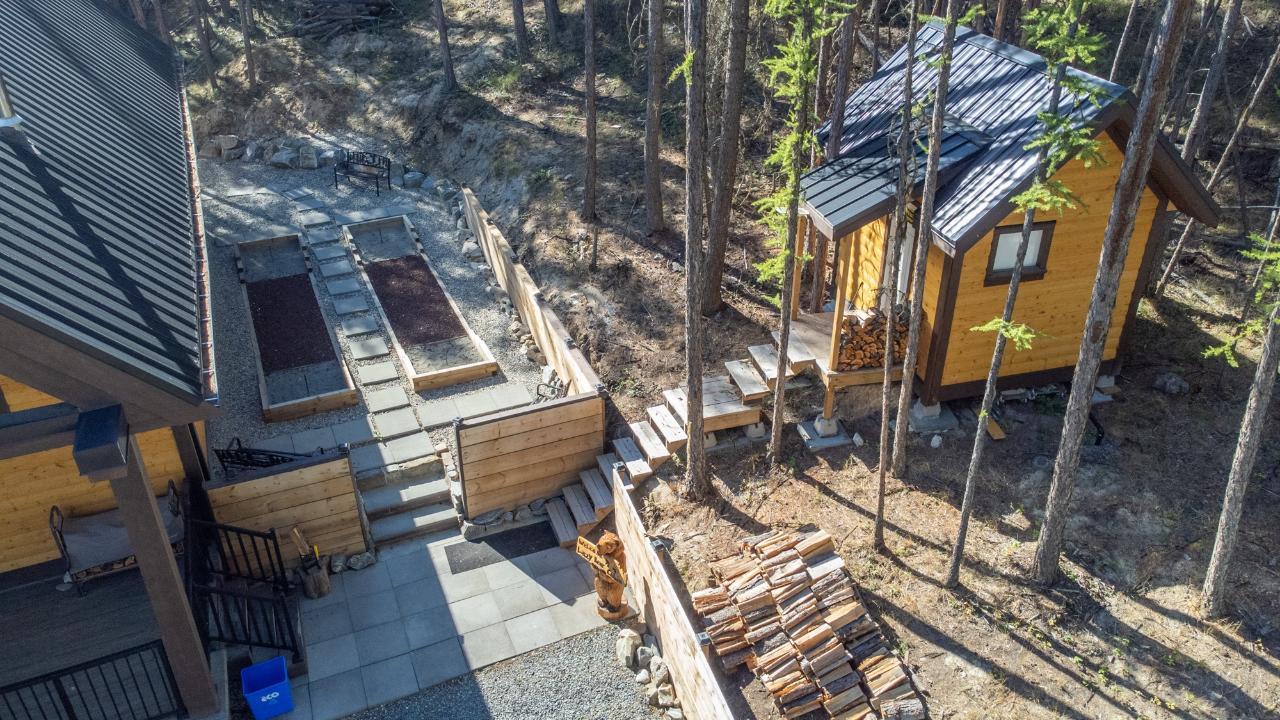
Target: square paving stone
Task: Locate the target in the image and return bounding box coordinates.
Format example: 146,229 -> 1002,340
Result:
331,416 -> 375,446
535,565 -> 590,604
319,259 -> 354,278
394,575 -> 448,616
305,634 -> 359,681
494,580 -> 549,620
282,187 -> 314,200
354,619 -> 410,665
254,435 -> 295,454
305,227 -> 341,245
447,593 -> 501,634
366,386 -> 410,413
489,384 -> 534,412
344,563 -> 394,598
505,606 -> 561,655
350,443 -> 393,475
459,623 -> 516,669
452,391 -> 500,419
334,297 -> 370,315
411,638 -> 467,689
326,277 -> 361,296
386,552 -> 436,588
548,594 -> 607,638
386,432 -> 431,463
439,568 -> 491,603
356,361 -> 398,385
342,316 -> 379,335
280,680 -> 312,720
295,196 -> 326,211
308,669 -> 366,720
299,210 -> 331,227
360,655 -> 419,706
351,337 -> 390,361
403,604 -> 458,650
348,589 -> 400,631
314,244 -> 349,261
301,601 -> 353,645
373,407 -> 419,438
291,426 -> 337,453
416,397 -> 460,428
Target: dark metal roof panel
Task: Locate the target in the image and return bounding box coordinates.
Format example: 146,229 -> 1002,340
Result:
0,0 -> 205,402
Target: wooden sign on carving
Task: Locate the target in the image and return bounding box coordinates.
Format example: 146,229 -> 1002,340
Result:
576,535 -> 628,585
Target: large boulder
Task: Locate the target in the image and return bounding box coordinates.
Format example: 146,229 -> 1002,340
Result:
269,148 -> 298,168
197,142 -> 221,159
298,145 -> 319,170
242,140 -> 262,162
403,171 -> 426,188
1152,372 -> 1190,396
212,134 -> 241,151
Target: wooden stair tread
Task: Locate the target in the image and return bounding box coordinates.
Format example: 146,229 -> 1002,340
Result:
611,437 -> 653,481
646,405 -> 688,452
748,344 -> 796,387
578,469 -> 614,519
546,497 -> 577,547
724,359 -> 769,402
665,379 -> 762,434
770,331 -> 818,371
596,452 -> 633,491
628,421 -> 672,468
562,484 -> 597,533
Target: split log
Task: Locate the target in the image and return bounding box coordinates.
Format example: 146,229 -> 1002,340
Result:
781,691 -> 823,718
880,697 -> 927,720
796,529 -> 835,558
837,306 -> 909,371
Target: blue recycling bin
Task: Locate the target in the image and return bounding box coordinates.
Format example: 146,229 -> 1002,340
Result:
241,656 -> 294,720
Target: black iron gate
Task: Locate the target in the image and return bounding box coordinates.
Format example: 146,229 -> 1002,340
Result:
0,640 -> 182,720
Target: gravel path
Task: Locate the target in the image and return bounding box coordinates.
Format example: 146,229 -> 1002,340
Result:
347,626 -> 662,720
198,151 -> 542,458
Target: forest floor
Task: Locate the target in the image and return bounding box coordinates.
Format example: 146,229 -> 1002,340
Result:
181,0 -> 1280,717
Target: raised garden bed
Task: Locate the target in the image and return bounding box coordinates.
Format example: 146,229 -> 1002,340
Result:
234,234 -> 357,421
344,216 -> 498,391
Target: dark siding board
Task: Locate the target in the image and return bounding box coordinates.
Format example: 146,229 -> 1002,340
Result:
0,0 -> 204,400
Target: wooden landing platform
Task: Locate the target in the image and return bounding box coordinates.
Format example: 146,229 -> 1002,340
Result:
793,311 -> 903,389
664,376 -> 761,433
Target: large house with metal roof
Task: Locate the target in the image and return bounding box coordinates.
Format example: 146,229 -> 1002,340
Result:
0,0 -> 224,716
793,22 -> 1220,418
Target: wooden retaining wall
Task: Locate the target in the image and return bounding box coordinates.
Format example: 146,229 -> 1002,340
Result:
206,454 -> 367,567
613,474 -> 735,720
454,190 -> 607,519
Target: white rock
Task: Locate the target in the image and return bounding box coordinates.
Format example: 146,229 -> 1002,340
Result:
634,669 -> 650,685
649,656 -> 671,686
635,645 -> 656,670
616,629 -> 641,668
851,432 -> 865,447
657,683 -> 677,707
814,416 -> 841,438
462,240 -> 483,261
930,434 -> 943,449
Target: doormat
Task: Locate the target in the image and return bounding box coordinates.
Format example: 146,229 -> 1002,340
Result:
445,521 -> 558,574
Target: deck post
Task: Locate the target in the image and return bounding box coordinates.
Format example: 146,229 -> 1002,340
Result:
822,237 -> 851,420
106,432 -> 219,716
809,227 -> 828,313
791,212 -> 808,320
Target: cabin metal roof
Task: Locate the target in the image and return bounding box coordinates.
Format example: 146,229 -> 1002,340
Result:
800,119 -> 991,240
813,22 -> 1220,255
0,0 -> 210,405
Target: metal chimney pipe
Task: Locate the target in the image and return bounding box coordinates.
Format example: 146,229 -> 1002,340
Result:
0,73 -> 23,128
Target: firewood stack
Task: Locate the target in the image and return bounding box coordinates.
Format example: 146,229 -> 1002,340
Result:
693,528 -> 926,720
294,0 -> 397,40
837,308 -> 909,371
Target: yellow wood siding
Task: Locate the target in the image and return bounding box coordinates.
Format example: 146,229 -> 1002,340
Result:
940,134 -> 1159,387
0,375 -> 61,412
916,243 -> 948,383
0,428 -> 186,573
841,216 -> 890,309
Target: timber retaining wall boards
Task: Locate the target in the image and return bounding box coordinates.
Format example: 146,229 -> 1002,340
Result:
612,473 -> 736,720
205,455 -> 368,567
454,190 -> 606,520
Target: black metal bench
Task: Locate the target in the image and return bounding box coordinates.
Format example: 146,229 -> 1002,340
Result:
334,149 -> 392,195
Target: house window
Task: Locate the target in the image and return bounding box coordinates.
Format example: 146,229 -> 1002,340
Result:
986,221 -> 1054,285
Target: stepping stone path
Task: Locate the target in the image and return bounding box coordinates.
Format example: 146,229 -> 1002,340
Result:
286,213 -> 458,548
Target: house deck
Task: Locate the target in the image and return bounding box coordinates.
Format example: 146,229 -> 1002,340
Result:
0,571 -> 159,687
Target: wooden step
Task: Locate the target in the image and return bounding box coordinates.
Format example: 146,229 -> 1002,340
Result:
628,421 -> 672,469
562,484 -> 598,534
664,376 -> 762,433
596,452 -> 633,491
578,469 -> 614,520
748,344 -> 795,388
546,498 -> 577,547
611,437 -> 653,482
646,405 -> 688,452
724,359 -> 769,402
771,331 -> 818,372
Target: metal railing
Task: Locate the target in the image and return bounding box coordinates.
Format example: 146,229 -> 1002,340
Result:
187,520 -> 292,593
0,641 -> 182,720
212,438 -> 315,480
190,585 -> 302,665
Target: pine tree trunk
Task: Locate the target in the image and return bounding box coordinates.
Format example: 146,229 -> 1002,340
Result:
1244,176 -> 1280,313
873,0 -> 921,549
1201,300 -> 1280,616
513,0 -> 532,60
1032,0 -> 1194,585
702,0 -> 749,314
240,0 -> 256,91
1182,0 -> 1243,162
150,0 -> 173,45
1164,0 -> 1220,136
645,0 -> 666,235
946,12 -> 1075,587
1132,15 -> 1158,94
544,0 -> 562,47
194,0 -> 218,93
1155,39 -> 1279,297
128,0 -> 146,26
825,4 -> 861,160
891,0 -> 959,479
683,0 -> 710,499
993,0 -> 1011,41
584,0 -> 598,225
436,0 -> 458,91
1018,0 -> 1040,47
1108,0 -> 1142,82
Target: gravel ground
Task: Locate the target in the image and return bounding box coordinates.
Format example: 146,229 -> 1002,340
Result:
347,625 -> 663,720
198,148 -> 542,460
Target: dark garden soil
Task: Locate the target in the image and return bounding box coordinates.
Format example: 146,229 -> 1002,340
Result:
245,273 -> 335,374
366,256 -> 468,347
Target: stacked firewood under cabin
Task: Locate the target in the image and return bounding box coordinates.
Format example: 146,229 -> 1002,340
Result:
692,528 -> 925,720
837,307 -> 909,371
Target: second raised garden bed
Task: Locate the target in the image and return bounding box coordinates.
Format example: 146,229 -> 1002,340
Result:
235,233 -> 357,421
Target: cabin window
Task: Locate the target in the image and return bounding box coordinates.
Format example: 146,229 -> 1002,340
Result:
986,221 -> 1054,285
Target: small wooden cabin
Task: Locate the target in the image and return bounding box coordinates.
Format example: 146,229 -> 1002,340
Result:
795,23 -> 1220,416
